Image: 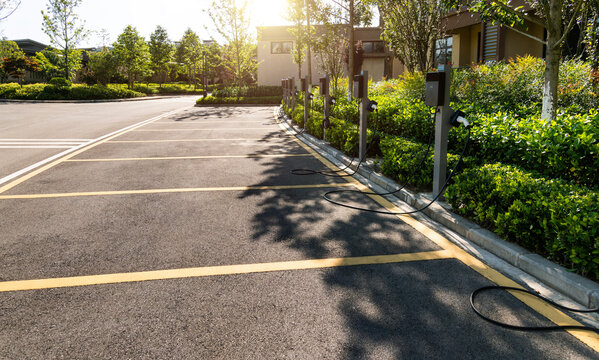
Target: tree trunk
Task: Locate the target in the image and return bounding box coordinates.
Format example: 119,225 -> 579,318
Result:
348,0 -> 355,100
541,0 -> 563,121
305,0 -> 312,89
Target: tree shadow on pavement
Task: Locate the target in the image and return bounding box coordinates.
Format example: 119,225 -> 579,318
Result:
236,121 -> 597,359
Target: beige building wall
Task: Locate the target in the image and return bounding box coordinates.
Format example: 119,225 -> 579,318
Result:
503,22 -> 544,60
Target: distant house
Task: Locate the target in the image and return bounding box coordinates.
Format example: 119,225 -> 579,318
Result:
442,1 -> 545,66
6,39 -> 49,82
256,25 -> 404,86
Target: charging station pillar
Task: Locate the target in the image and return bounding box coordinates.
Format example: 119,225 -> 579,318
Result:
320,75 -> 330,141
291,77 -> 296,112
357,71 -> 369,161
302,77 -> 309,130
432,65 -> 452,198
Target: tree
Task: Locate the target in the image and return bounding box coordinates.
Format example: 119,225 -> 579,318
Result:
41,0 -> 88,80
1,55 -> 41,86
0,0 -> 20,22
0,40 -> 23,82
376,0 -> 444,73
446,0 -> 589,120
311,22 -> 347,94
34,48 -> 82,80
113,25 -> 151,88
207,0 -> 257,90
178,28 -> 203,90
149,26 -> 174,88
286,0 -> 310,81
315,0 -> 372,97
87,49 -> 118,85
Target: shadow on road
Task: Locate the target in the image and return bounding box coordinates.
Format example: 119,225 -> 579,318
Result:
235,122 -> 593,359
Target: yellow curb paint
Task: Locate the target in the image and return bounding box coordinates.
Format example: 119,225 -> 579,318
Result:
0,250 -> 452,292
0,109 -> 186,195
0,183 -> 353,200
66,154 -> 312,162
275,119 -> 599,352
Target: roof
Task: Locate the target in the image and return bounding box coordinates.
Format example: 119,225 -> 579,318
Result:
11,39 -> 49,55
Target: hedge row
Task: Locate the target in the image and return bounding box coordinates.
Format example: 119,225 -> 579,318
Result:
212,85 -> 282,98
0,83 -> 144,100
446,163 -> 599,280
196,95 -> 282,105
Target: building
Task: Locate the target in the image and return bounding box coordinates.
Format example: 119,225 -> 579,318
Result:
442,2 -> 545,67
256,25 -> 403,86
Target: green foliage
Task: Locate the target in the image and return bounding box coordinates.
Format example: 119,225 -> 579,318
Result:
0,83 -> 144,100
113,25 -> 151,88
213,85 -> 282,98
446,163 -> 599,280
196,95 -> 282,105
86,49 -> 118,85
177,28 -> 203,89
149,26 -> 174,85
48,77 -> 72,87
41,0 -> 87,80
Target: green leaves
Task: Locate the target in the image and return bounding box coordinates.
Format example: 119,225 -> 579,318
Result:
113,25 -> 151,88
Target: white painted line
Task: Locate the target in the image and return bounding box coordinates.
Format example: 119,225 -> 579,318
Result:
0,139 -> 92,141
0,146 -> 74,149
0,107 -> 189,187
0,142 -> 85,145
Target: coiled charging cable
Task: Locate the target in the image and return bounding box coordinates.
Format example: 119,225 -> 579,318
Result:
471,286 -> 599,333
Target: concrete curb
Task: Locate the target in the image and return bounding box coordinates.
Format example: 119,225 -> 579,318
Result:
0,95 -> 185,104
276,109 -> 599,308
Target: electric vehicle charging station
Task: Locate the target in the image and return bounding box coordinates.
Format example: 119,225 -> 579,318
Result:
426,64 -> 452,198
290,77 -> 297,112
354,70 -> 370,160
320,75 -> 332,141
302,77 -> 312,130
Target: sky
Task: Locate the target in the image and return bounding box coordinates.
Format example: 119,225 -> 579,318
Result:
0,0 -> 290,47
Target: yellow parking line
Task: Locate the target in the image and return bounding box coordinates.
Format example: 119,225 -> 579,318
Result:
276,120 -> 599,351
0,183 -> 353,199
66,154 -> 312,162
107,139 -> 265,143
0,250 -> 452,292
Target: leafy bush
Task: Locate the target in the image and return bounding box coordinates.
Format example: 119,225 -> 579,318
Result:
196,95 -> 282,105
48,77 -> 72,87
0,83 -> 144,100
446,163 -> 599,280
213,85 -> 282,98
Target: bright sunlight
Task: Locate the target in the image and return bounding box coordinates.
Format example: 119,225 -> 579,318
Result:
250,0 -> 288,26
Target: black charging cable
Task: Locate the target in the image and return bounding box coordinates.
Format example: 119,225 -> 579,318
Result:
291,101 -> 379,177
471,286 -> 599,333
322,120 -> 471,216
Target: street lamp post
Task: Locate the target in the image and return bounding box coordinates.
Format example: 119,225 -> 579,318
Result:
203,50 -> 207,98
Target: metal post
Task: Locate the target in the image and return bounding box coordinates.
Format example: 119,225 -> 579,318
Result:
433,64 -> 452,198
303,76 -> 309,129
291,77 -> 296,113
359,70 -> 368,160
202,50 -> 207,98
324,75 -> 330,141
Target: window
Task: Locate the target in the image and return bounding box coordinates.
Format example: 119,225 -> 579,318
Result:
362,41 -> 385,54
271,41 -> 293,54
435,37 -> 453,65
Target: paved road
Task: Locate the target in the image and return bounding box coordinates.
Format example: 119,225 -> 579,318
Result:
0,104 -> 597,359
0,96 -> 196,181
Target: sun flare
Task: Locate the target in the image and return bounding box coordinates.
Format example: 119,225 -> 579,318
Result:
250,0 -> 288,26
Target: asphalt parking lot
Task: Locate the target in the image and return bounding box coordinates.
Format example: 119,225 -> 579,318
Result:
0,104 -> 598,359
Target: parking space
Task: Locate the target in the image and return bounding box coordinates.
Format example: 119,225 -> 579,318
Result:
1,105 -> 598,358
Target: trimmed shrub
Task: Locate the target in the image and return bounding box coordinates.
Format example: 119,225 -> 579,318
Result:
0,83 -> 144,100
196,95 -> 282,105
212,86 -> 282,98
48,77 -> 72,87
446,163 -> 599,280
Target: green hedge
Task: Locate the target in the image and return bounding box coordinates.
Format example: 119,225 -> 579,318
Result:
196,95 -> 282,105
0,83 -> 144,100
446,163 -> 599,280
212,85 -> 282,98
